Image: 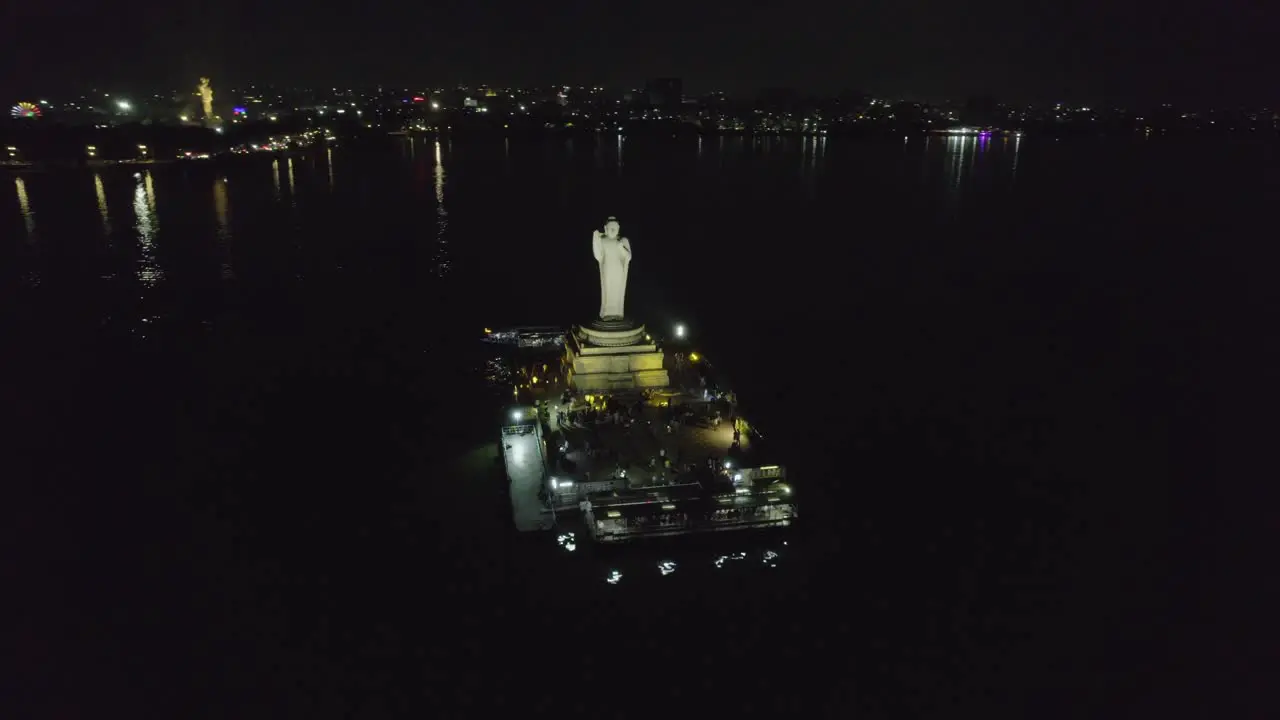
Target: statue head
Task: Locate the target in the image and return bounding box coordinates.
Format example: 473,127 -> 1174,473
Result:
603,217 -> 620,239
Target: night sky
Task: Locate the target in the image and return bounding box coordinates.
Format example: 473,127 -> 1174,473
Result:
5,0 -> 1276,104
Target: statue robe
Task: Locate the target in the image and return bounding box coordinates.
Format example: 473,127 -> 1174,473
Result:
593,234 -> 631,319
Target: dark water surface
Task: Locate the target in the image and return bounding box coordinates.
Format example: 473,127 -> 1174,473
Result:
7,134 -> 1274,717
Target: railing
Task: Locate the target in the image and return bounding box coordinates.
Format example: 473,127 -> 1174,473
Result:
593,517 -> 794,542
531,419 -> 556,528
500,419 -> 558,530
589,503 -> 797,541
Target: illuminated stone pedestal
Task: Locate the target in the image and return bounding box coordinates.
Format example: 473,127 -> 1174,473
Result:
566,319 -> 669,391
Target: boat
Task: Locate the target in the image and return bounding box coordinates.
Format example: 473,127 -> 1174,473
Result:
482,326 -> 566,349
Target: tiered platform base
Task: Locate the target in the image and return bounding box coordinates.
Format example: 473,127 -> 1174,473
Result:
565,317 -> 670,391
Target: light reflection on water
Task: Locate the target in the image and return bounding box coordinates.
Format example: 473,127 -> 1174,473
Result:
585,541 -> 795,586
947,134 -> 970,192
547,518 -> 799,587
434,140 -> 450,276
14,176 -> 38,286
938,133 -> 1000,204
15,176 -> 35,239
94,173 -> 111,238
3,138 -> 1030,298
134,170 -> 162,286
214,176 -> 233,279
1012,134 -> 1022,180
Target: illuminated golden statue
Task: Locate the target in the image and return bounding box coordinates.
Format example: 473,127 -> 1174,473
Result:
197,77 -> 216,123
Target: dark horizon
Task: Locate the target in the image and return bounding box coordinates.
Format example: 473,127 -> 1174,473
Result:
6,0 -> 1277,108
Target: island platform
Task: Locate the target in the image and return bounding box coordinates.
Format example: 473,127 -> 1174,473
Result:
493,320 -> 796,544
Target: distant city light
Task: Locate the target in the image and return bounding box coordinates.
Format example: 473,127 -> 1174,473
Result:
674,323 -> 686,339
115,99 -> 132,111
233,107 -> 246,116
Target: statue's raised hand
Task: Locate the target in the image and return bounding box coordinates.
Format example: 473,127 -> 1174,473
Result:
592,230 -> 603,242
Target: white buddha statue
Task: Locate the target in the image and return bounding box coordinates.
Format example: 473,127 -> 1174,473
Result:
592,217 -> 632,320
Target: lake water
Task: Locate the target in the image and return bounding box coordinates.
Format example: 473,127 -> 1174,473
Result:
7,133 -> 1271,716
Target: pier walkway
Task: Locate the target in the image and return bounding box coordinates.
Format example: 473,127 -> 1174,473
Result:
502,424 -> 554,532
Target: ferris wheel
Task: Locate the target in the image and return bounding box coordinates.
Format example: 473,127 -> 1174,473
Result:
11,102 -> 42,119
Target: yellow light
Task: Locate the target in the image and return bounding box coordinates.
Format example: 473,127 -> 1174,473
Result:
689,353 -> 700,362
484,327 -> 492,334
607,511 -> 621,518
531,376 -> 539,384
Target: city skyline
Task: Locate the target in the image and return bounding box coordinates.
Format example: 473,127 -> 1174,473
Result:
10,82 -> 1279,117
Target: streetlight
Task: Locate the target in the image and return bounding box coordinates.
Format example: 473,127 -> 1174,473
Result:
674,323 -> 686,339
116,99 -> 132,112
